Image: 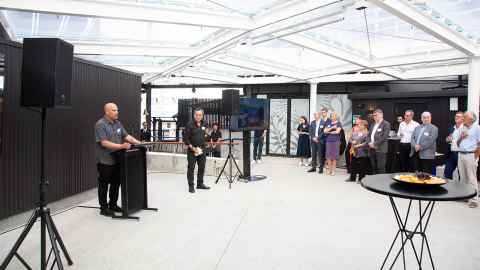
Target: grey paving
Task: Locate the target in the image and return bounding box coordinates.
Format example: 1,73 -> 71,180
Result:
1,157 -> 479,270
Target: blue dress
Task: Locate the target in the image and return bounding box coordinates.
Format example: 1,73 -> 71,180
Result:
296,124 -> 311,157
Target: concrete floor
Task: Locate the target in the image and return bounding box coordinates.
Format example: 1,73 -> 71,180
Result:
1,157 -> 479,270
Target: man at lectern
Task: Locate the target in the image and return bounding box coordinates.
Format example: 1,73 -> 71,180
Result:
184,108 -> 211,193
95,103 -> 142,216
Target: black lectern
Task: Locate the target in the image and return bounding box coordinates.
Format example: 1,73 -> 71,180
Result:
113,145 -> 157,220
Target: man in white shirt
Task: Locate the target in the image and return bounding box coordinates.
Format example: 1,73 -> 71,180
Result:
454,111 -> 480,208
444,112 -> 464,179
397,110 -> 419,172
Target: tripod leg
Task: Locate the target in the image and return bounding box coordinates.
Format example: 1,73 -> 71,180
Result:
45,215 -> 64,270
14,253 -> 33,270
215,154 -> 230,184
46,214 -> 73,265
231,154 -> 243,178
0,210 -> 39,269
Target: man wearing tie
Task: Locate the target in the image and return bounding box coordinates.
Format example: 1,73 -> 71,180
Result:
366,109 -> 391,174
308,108 -> 330,173
410,112 -> 438,173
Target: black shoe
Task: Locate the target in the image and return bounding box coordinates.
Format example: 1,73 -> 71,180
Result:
345,178 -> 355,182
307,168 -> 316,173
189,186 -> 195,193
196,184 -> 210,190
109,205 -> 122,212
318,169 -> 323,174
100,208 -> 114,217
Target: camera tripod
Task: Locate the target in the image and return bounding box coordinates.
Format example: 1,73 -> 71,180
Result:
215,123 -> 243,189
1,108 -> 73,270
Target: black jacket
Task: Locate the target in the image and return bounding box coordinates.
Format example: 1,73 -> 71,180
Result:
184,121 -> 206,149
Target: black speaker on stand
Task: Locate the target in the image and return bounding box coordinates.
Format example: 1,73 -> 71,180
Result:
1,38 -> 74,270
216,89 -> 243,188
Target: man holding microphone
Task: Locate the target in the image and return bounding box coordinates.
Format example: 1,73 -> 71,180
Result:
95,103 -> 141,216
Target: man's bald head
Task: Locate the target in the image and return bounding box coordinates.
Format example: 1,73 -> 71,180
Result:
104,103 -> 119,121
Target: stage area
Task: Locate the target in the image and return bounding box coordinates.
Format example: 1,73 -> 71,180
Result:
1,157 -> 479,269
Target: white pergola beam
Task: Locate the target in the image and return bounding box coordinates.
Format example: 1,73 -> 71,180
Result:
401,64 -> 468,79
370,49 -> 467,68
144,0 -> 353,83
282,34 -> 404,79
180,70 -> 241,84
305,64 -> 363,80
144,30 -> 244,82
211,58 -> 306,80
370,0 -> 479,56
311,73 -> 394,83
74,43 -> 194,57
0,0 -> 252,29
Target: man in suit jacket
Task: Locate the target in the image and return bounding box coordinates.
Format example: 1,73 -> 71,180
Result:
366,109 -> 391,174
410,111 -> 438,173
308,108 -> 330,173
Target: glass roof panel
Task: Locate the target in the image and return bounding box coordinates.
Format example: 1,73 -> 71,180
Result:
415,0 -> 480,43
231,39 -> 348,72
90,0 -> 288,16
396,58 -> 469,72
5,10 -> 220,46
76,55 -> 179,66
303,3 -> 452,58
191,61 -> 270,76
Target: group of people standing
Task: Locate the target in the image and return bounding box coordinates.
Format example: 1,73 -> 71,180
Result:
296,108 -> 344,176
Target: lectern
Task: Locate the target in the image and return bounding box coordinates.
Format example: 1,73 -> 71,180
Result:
113,145 -> 157,220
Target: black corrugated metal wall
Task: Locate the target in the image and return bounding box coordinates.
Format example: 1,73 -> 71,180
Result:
0,41 -> 141,219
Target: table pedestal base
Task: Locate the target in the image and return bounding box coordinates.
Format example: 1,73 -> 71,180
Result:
381,197 -> 436,270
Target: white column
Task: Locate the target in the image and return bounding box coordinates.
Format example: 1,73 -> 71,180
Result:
310,83 -> 317,121
468,57 -> 480,121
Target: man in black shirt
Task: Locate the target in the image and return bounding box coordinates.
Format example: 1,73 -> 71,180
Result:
95,103 -> 141,216
184,108 -> 211,193
210,123 -> 222,158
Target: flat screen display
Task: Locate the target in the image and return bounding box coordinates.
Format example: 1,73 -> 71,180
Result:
232,98 -> 269,131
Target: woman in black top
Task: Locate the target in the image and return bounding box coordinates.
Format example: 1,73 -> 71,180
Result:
296,116 -> 311,166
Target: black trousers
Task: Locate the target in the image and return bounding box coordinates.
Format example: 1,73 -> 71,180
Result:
97,163 -> 121,209
444,152 -> 458,179
413,153 -> 433,174
399,143 -> 414,172
187,151 -> 206,187
345,143 -> 352,173
369,151 -> 386,174
212,149 -> 221,158
350,156 -> 369,181
311,141 -> 326,170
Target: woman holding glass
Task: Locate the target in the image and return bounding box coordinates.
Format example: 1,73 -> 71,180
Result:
324,112 -> 342,176
347,121 -> 369,182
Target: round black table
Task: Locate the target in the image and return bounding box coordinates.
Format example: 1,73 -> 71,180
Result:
362,174 -> 476,270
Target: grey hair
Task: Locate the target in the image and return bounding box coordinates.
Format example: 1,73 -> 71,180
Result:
194,108 -> 204,114
405,110 -> 414,116
464,111 -> 477,122
421,111 -> 431,118
374,109 -> 383,114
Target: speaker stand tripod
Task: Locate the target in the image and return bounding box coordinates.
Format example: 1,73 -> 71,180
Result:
1,108 -> 73,270
215,123 -> 243,189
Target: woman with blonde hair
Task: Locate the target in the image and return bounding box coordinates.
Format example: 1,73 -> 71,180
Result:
324,111 -> 342,175
347,121 -> 369,182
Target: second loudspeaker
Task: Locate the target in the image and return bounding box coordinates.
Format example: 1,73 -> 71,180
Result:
222,89 -> 239,115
